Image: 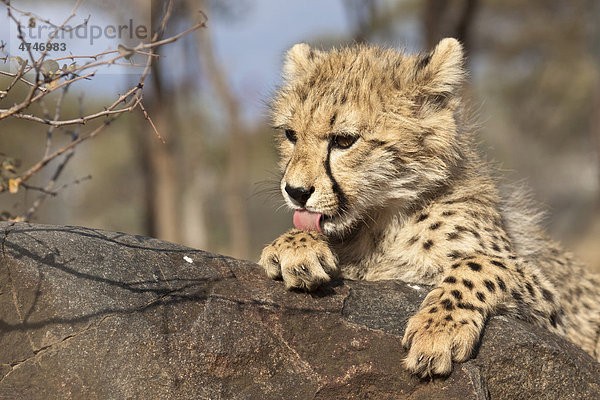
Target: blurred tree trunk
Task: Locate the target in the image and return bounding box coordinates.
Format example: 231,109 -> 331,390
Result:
344,0 -> 378,43
191,0 -> 250,259
587,1 -> 600,208
423,0 -> 478,55
181,168 -> 209,249
133,1 -> 183,244
592,80 -> 600,201
132,80 -> 182,244
423,0 -> 449,49
133,118 -> 157,237
144,96 -> 181,244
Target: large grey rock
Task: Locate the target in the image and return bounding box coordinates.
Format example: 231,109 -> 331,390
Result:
0,222 -> 598,399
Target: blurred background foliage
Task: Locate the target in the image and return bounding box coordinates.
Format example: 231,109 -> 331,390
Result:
1,0 -> 599,269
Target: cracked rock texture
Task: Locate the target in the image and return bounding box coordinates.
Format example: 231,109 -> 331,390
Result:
1,222 -> 599,399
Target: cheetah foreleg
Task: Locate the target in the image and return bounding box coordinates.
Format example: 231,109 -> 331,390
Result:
402,255 -> 512,377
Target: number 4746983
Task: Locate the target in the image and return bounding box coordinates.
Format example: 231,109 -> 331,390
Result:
19,42 -> 66,52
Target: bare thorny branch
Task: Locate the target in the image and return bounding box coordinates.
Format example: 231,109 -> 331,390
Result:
0,0 -> 207,221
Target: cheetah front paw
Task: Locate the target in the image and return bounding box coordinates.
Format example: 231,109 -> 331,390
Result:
259,229 -> 338,291
401,295 -> 483,377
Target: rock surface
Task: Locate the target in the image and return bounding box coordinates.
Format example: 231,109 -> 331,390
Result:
1,222 -> 599,399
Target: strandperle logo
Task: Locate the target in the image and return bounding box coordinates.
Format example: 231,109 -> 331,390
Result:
24,19 -> 149,46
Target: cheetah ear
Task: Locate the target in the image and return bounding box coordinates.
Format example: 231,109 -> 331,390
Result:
282,43 -> 320,79
414,38 -> 465,99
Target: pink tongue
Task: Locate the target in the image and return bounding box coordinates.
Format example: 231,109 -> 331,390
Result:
293,210 -> 322,233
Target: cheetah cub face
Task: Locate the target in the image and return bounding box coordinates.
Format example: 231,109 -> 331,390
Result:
272,40 -> 465,237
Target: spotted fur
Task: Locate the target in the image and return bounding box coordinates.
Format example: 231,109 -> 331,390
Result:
259,38 -> 600,377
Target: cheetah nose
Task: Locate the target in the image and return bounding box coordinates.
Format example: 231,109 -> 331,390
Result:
285,184 -> 315,207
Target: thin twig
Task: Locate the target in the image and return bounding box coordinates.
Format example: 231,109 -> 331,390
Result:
9,97 -> 142,127
11,117 -> 114,190
138,100 -> 165,143
2,0 -> 86,32
40,86 -> 67,157
19,149 -> 77,221
0,71 -> 46,92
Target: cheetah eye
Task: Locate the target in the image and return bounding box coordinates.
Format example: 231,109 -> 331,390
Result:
332,134 -> 357,149
284,129 -> 297,143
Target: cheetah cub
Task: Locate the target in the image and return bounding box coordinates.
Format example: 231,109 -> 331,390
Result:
259,38 -> 600,377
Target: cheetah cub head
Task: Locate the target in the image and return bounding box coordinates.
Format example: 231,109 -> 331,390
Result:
272,38 -> 466,237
